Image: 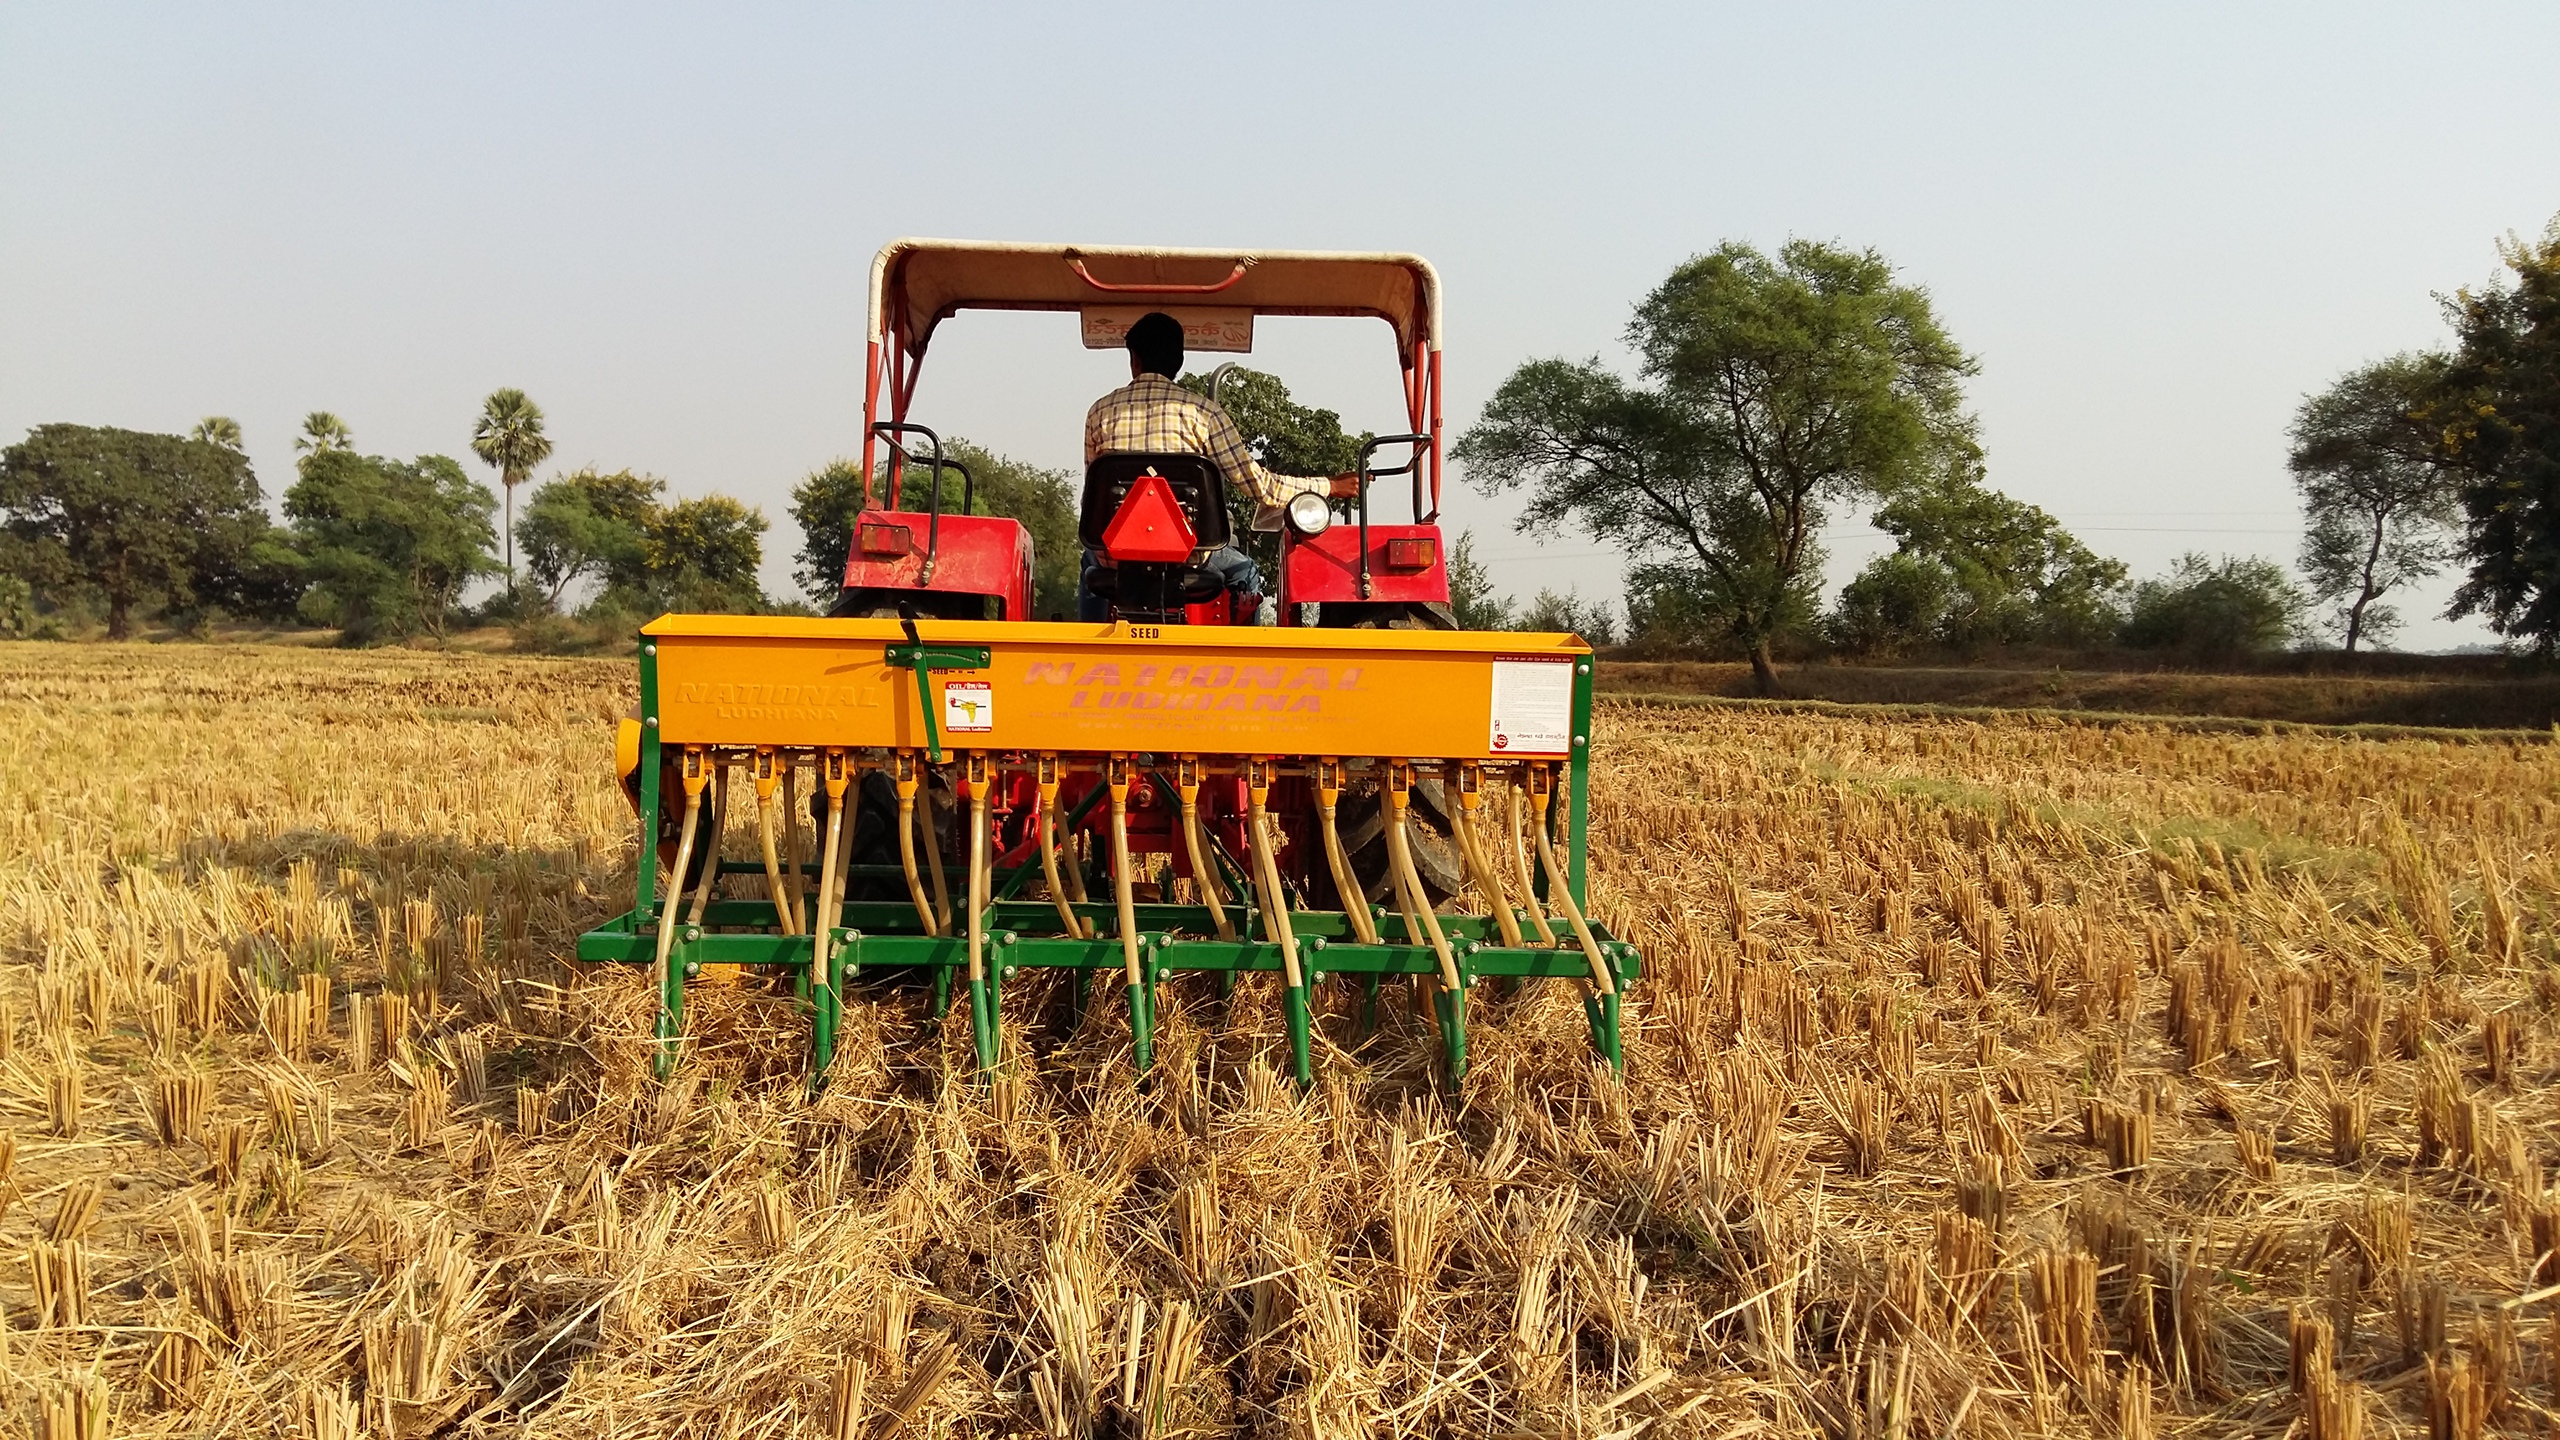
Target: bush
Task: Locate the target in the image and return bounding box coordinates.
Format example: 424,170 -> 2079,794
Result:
1517,588 -> 1619,645
1827,553 -> 1958,656
0,573 -> 30,638
2121,553 -> 2306,659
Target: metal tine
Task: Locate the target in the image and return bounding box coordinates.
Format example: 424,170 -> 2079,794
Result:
1526,764 -> 1613,997
1315,758 -> 1380,946
1447,761 -> 1522,950
1383,759 -> 1466,1083
892,752 -> 940,937
778,751 -> 807,919
814,747 -> 850,972
1507,782 -> 1559,947
1175,756 -> 1236,941
964,752 -> 997,1073
1383,763 -> 1460,989
1243,758 -> 1309,1088
917,762 -> 953,935
754,749 -> 800,938
1105,756 -> 1152,1072
649,747 -> 711,1075
685,760 -> 726,929
1035,755 -> 1089,939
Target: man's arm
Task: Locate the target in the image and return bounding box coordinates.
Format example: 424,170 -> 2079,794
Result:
1197,398 -> 1330,507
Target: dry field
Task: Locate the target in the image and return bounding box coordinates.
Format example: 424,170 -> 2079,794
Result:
0,642 -> 2554,1439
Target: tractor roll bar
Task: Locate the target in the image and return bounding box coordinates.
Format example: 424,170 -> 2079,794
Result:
1067,255 -> 1254,294
1354,433 -> 1430,601
869,422 -> 974,587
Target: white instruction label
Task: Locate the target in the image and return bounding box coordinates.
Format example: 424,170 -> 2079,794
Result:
942,680 -> 994,733
1488,660 -> 1573,755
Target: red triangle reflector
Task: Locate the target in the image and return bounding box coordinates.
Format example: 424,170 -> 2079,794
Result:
1100,471 -> 1197,563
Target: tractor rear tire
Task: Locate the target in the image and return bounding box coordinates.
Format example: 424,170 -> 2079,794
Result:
1325,604 -> 1464,907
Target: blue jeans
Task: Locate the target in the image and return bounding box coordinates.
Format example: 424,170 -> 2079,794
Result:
1078,546 -> 1262,622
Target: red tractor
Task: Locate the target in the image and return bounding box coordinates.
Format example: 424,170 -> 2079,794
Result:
834,240 -> 1455,631
808,240 -> 1477,925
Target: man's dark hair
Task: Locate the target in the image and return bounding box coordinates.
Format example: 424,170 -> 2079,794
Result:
1126,312 -> 1185,378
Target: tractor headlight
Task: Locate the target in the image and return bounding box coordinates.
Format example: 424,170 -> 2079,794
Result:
1286,491 -> 1332,537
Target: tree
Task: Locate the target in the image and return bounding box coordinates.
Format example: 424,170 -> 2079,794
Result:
1458,240 -> 1977,693
1831,475 -> 2127,653
518,468 -> 661,608
286,449 -> 497,642
0,424 -> 276,638
789,459 -> 867,605
523,468 -> 769,617
1826,551 -> 1958,656
1445,531 -> 1514,630
297,412 -> 351,455
788,440 -> 1079,617
470,388 -> 554,602
0,572 -> 29,637
2120,553 -> 2305,659
1181,367 -> 1367,580
2437,218 -> 2560,656
2286,354 -> 2464,652
632,494 -> 766,613
193,416 -> 243,450
1516,587 -> 1618,645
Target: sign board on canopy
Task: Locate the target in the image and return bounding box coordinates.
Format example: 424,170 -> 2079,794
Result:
1080,306 -> 1254,354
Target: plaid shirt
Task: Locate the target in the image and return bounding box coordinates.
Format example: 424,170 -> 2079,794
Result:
1084,375 -> 1330,516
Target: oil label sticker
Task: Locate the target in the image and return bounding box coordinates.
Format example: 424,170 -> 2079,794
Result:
1488,659 -> 1572,755
943,680 -> 994,733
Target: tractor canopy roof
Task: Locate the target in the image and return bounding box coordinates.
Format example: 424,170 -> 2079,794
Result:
868,239 -> 1443,364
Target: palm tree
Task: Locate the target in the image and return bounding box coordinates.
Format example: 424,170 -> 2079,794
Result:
471,388 -> 553,599
192,416 -> 243,450
296,412 -> 352,454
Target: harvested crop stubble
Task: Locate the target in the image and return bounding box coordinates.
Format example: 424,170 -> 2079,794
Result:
0,643 -> 2556,1437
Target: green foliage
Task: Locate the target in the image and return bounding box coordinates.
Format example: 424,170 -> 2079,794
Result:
1826,551 -> 1958,656
1516,587 -> 1618,645
634,494 -> 766,614
192,416 -> 243,450
1183,366 -> 1365,476
471,389 -> 553,488
297,412 -> 351,455
1458,239 -> 1977,691
2120,553 -> 2306,659
789,459 -> 867,605
519,468 -> 660,606
0,423 -> 283,638
788,440 -> 1078,618
2287,353 -> 2463,652
472,388 -> 555,598
1179,367 -> 1366,579
1445,531 -> 1514,630
0,572 -> 31,638
199,523 -> 309,626
2437,218 -> 2560,655
1831,477 -> 2127,653
519,467 -> 767,617
285,449 -> 497,642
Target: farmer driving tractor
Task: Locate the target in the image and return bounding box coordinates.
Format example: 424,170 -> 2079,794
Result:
1078,310 -> 1361,622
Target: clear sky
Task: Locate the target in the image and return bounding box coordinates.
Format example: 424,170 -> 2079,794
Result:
6,3 -> 2556,648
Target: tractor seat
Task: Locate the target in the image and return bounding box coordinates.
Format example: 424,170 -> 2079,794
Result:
1079,453 -> 1231,555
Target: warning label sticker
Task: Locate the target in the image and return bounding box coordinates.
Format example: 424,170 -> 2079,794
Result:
1488,660 -> 1572,755
942,680 -> 994,733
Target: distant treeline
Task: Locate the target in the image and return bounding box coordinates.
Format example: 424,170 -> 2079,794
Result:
1451,219 -> 2560,683
0,400 -> 783,645
9,217 -> 2555,669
